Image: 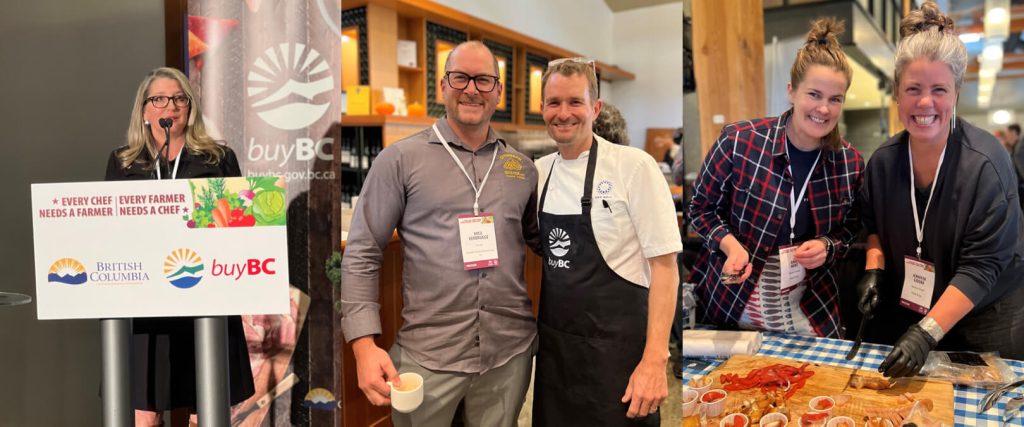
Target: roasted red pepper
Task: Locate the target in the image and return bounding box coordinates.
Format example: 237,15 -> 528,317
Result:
719,363 -> 815,400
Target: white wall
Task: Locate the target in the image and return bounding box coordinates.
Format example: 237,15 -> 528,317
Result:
432,0 -> 614,60
608,2 -> 684,149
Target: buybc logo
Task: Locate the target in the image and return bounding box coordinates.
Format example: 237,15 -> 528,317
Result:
164,248 -> 204,289
247,43 -> 334,130
48,258 -> 87,285
547,228 -> 572,269
210,258 -> 277,281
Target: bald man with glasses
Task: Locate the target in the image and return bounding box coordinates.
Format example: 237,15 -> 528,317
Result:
341,41 -> 540,427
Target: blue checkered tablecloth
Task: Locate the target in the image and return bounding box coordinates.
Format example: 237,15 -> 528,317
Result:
682,332 -> 1024,426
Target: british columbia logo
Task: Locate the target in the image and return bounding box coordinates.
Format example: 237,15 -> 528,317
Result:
48,258 -> 87,285
164,248 -> 205,289
548,228 -> 571,258
247,43 -> 334,130
302,388 -> 339,411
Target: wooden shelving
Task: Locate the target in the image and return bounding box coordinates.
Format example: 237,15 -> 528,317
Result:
343,0 -> 635,133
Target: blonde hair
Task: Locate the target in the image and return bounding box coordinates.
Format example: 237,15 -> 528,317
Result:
541,59 -> 599,104
790,17 -> 853,151
117,67 -> 224,169
894,1 -> 966,90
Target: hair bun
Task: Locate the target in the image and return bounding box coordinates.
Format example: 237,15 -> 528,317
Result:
806,17 -> 846,48
901,0 -> 955,37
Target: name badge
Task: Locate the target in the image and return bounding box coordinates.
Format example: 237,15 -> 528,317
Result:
458,213 -> 500,270
900,256 -> 935,315
778,245 -> 806,292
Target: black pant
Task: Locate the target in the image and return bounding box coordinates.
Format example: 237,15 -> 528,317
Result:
939,284 -> 1024,360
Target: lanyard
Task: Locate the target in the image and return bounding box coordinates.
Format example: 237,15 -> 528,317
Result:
786,142 -> 821,241
433,123 -> 498,215
907,142 -> 946,258
155,144 -> 185,180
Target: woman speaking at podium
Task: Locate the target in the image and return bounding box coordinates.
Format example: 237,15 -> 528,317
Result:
104,67 -> 254,426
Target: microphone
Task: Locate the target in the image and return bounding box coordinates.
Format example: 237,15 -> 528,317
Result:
158,118 -> 173,178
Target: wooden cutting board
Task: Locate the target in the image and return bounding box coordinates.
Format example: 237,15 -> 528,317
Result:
696,354 -> 954,425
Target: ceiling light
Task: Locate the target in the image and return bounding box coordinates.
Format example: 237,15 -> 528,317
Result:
991,109 -> 1013,125
985,0 -> 1011,41
341,34 -> 351,43
982,43 -> 1004,62
959,32 -> 984,44
979,74 -> 996,88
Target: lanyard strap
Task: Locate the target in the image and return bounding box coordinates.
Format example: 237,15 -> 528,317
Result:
538,136 -> 599,214
433,123 -> 499,215
908,142 -> 946,258
786,143 -> 821,241
155,144 -> 185,180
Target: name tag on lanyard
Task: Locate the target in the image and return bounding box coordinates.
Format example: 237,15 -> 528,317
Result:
900,256 -> 935,315
903,143 -> 945,315
777,245 -> 806,292
458,213 -> 500,270
433,123 -> 501,271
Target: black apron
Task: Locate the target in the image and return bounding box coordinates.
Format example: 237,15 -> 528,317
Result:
532,140 -> 657,427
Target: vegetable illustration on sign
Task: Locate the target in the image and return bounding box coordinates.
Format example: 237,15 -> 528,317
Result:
186,177 -> 286,228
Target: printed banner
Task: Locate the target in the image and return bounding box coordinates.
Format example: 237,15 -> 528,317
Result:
31,177 -> 290,319
186,0 -> 341,202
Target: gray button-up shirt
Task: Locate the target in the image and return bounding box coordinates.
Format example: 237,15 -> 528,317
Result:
341,118 -> 540,373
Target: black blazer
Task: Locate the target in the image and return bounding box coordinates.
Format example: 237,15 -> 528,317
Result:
104,144 -> 241,181
102,143 -> 254,410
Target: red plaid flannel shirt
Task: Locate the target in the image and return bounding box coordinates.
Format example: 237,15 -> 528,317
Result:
687,110 -> 865,338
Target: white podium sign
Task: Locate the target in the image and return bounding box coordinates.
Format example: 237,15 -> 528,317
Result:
31,177 -> 290,319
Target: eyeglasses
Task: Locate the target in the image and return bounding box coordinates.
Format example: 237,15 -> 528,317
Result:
444,71 -> 500,93
145,95 -> 191,108
547,57 -> 600,98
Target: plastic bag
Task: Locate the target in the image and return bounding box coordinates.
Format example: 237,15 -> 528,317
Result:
917,351 -> 1014,387
900,400 -> 949,427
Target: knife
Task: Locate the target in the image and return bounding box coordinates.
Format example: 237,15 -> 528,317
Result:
845,312 -> 871,360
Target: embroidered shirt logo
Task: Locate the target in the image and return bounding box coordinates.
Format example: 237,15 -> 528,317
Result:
500,153 -> 526,180
596,179 -> 614,197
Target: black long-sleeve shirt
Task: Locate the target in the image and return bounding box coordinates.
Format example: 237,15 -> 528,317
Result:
860,119 -> 1024,343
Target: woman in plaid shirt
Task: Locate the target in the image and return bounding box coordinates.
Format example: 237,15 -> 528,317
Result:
688,18 -> 865,339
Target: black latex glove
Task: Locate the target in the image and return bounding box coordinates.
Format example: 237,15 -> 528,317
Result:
856,269 -> 883,317
878,324 -> 937,378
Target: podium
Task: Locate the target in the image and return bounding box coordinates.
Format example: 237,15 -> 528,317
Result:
31,177 -> 290,426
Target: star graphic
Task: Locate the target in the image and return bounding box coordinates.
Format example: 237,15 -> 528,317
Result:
52,198 -> 58,205
183,207 -> 189,213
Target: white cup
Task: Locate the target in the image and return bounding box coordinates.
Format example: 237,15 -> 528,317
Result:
759,412 -> 788,427
719,412 -> 749,427
808,396 -> 836,417
699,389 -> 728,418
827,416 -> 856,427
682,388 -> 699,417
389,372 -> 424,413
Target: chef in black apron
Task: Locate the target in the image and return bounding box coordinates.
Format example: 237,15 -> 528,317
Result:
532,61 -> 680,426
534,139 -> 660,426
